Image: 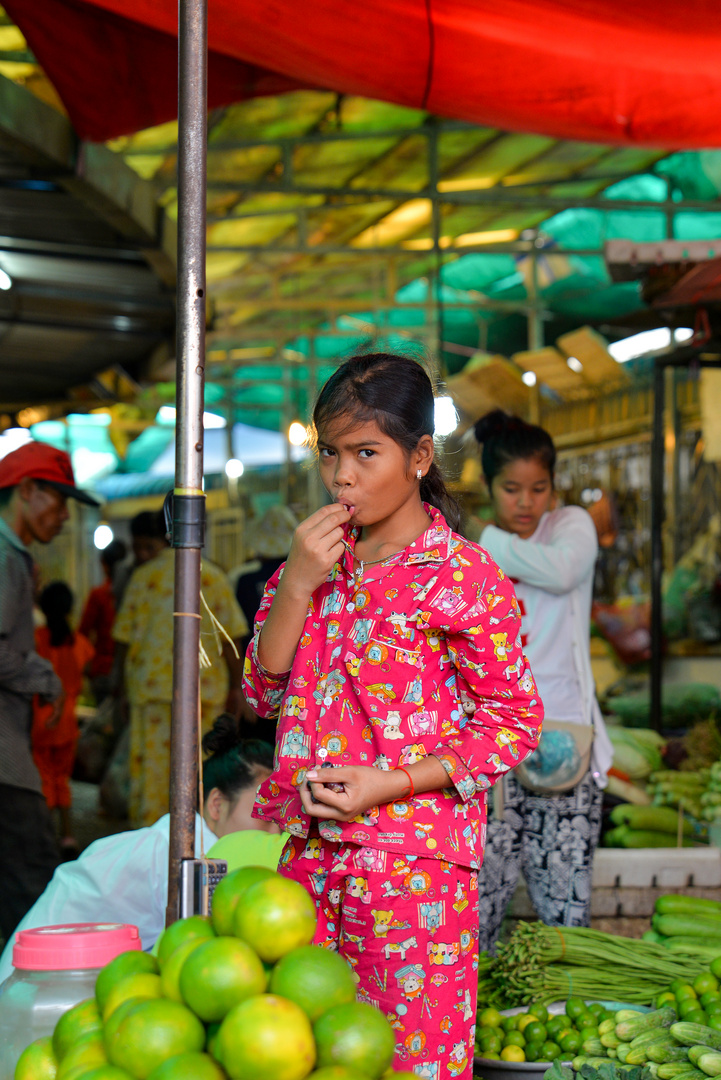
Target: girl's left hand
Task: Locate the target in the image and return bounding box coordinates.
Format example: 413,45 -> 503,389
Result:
300,766 -> 407,821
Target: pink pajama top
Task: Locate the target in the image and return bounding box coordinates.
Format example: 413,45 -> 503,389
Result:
243,505 -> 543,870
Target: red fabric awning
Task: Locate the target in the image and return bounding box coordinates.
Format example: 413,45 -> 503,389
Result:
8,0 -> 721,147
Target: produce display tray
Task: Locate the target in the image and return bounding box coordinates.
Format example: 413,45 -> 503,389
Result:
474,1001 -> 648,1080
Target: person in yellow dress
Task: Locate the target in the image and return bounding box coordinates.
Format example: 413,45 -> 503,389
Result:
113,543 -> 251,826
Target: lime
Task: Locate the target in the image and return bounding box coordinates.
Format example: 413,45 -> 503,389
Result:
95,952 -> 159,1014
481,1052 -> 500,1061
684,1009 -> 708,1025
656,992 -> 677,1009
565,998 -> 586,1021
146,1051 -> 226,1079
206,1023 -> 221,1060
313,1001 -> 395,1079
478,1035 -> 502,1054
707,1014 -> 721,1032
103,999 -> 146,1060
82,1069 -> 135,1080
53,999 -> 102,1060
217,993 -> 316,1080
711,957 -> 721,980
676,984 -> 698,1001
106,998 -> 205,1078
525,1044 -> 541,1063
269,945 -> 356,1023
56,1036 -> 106,1079
500,1016 -> 518,1032
579,1027 -> 598,1041
500,1046 -> 525,1062
233,877 -> 317,963
700,991 -> 721,1009
478,1008 -> 503,1029
308,1070 -> 375,1080
542,1042 -> 561,1061
679,998 -> 702,1018
588,1003 -> 604,1018
102,973 -> 163,1022
531,1004 -> 550,1023
546,1017 -> 570,1039
559,1031 -> 581,1054
524,1022 -> 547,1044
179,937 -> 267,1022
211,866 -> 277,936
160,938 -> 209,1002
157,916 -> 215,968
695,973 -> 720,996
15,1037 -> 58,1080
503,1031 -> 525,1048
706,1000 -> 721,1017
517,1015 -> 537,1034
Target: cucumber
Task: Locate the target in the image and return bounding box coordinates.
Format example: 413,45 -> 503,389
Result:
671,1026 -> 721,1051
657,1067 -> 705,1080
617,1044 -> 633,1063
611,806 -> 697,836
627,1046 -> 653,1065
654,916 -> 721,941
632,1030 -> 679,1050
656,895 -> 721,917
647,1046 -> 691,1064
602,1033 -> 623,1049
698,1053 -> 721,1077
600,1018 -> 618,1034
617,1009 -> 678,1042
583,1038 -> 606,1055
689,1049 -> 718,1066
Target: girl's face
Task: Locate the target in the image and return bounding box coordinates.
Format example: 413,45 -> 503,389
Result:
489,456 -> 553,539
317,417 -> 432,528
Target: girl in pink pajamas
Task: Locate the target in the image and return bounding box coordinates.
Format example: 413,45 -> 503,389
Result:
243,353 -> 543,1080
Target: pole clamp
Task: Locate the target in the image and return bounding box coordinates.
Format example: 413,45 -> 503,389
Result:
164,489 -> 206,549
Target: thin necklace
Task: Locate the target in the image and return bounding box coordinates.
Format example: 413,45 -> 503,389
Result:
342,539 -> 403,580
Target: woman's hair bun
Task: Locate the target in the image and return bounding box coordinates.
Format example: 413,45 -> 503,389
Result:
473,409 -> 513,445
201,712 -> 240,757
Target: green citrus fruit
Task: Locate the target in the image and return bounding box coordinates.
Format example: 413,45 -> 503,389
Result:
206,1023 -> 221,1060
146,1051 -> 226,1079
53,999 -> 102,1060
103,999 -> 147,1061
269,945 -> 356,1023
542,1042 -> 561,1061
179,936 -> 267,1022
503,1031 -> 525,1048
15,1037 -> 58,1080
160,938 -> 209,1003
524,1022 -> 547,1044
500,1015 -> 518,1032
156,915 -> 215,968
684,1009 -> 708,1025
478,1008 -> 503,1029
233,877 -> 316,963
517,1015 -> 536,1033
96,951 -> 159,1013
559,1031 -> 581,1054
711,957 -> 721,980
57,1035 -> 107,1079
695,973 -> 720,996
211,866 -> 277,936
106,998 -> 205,1078
500,1046 -> 525,1062
102,973 -> 163,1022
216,993 -> 316,1080
307,1069 -> 372,1080
80,1070 -> 135,1080
313,1002 -> 395,1079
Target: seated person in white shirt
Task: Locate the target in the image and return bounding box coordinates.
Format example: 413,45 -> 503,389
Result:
0,716 -> 285,983
472,410 -> 612,952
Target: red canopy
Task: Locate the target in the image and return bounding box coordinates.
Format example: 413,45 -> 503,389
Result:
9,0 -> 721,147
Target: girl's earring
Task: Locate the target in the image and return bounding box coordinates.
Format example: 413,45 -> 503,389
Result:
416,470 -> 423,480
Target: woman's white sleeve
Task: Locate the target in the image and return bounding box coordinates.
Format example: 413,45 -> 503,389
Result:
480,509 -> 598,595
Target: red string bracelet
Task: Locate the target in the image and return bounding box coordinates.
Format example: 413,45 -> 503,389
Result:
395,765 -> 414,800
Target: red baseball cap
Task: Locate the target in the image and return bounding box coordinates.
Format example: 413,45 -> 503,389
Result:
0,441 -> 100,506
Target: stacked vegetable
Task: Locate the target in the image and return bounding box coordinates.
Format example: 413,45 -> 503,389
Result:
699,763 -> 721,824
606,729 -> 666,807
475,999 -> 627,1065
479,923 -> 711,1009
604,806 -> 699,849
647,896 -> 721,962
649,772 -> 709,823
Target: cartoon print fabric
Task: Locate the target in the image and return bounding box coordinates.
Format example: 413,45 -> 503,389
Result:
281,835 -> 479,1080
244,505 -> 543,870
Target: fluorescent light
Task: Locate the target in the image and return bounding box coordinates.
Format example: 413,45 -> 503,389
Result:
521,371 -> 537,387
225,458 -> 244,479
288,421 -> 308,446
607,327 -> 692,363
566,356 -> 583,373
94,524 -> 114,550
0,428 -> 32,459
0,267 -> 12,291
434,395 -> 458,438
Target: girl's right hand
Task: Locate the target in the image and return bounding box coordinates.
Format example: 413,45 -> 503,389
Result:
280,503 -> 352,598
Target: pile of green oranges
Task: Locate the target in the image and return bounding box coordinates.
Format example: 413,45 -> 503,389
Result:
655,968 -> 721,1029
475,999 -> 622,1065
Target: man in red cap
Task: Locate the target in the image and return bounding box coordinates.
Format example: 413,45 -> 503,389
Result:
0,440 -> 99,941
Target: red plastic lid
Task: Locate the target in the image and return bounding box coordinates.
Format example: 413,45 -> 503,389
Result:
12,923 -> 141,971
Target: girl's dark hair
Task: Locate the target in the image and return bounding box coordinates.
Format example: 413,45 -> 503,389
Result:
201,713 -> 274,803
312,352 -> 462,531
39,581 -> 74,648
473,409 -> 556,486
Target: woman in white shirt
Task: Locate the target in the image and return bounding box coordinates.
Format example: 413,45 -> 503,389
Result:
473,410 -> 612,952
0,717 -> 284,984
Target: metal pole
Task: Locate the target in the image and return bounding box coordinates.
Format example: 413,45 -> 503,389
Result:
649,359 -> 665,734
166,0 -> 207,926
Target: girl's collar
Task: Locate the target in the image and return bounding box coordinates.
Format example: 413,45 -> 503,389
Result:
339,504 -> 452,574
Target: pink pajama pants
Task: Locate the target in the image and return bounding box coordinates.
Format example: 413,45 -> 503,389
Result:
279,835 -> 479,1080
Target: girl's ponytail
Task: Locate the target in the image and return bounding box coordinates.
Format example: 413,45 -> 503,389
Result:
420,462 -> 461,532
